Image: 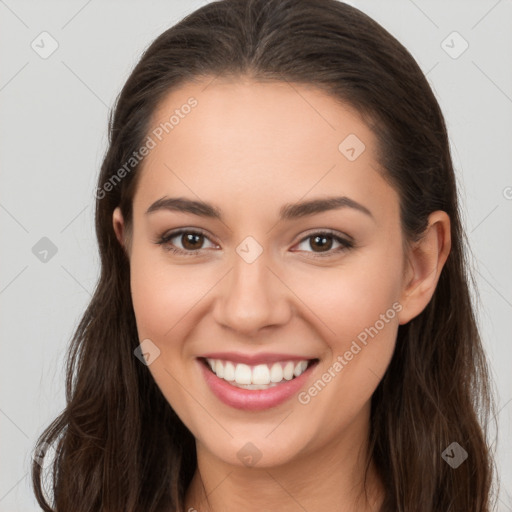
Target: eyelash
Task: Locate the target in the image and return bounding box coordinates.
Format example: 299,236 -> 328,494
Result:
154,228 -> 354,258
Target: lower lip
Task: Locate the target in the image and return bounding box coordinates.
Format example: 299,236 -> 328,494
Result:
198,359 -> 317,411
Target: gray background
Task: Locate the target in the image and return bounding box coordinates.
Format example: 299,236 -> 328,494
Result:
1,0 -> 511,510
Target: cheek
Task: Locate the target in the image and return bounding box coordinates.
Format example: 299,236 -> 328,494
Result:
128,249 -> 208,422
130,234 -> 404,346
289,246 -> 404,342
129,247 -> 212,341
130,263 -> 172,339
292,264 -> 402,439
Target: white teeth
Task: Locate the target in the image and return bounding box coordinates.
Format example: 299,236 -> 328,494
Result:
234,363 -> 252,384
252,364 -> 270,385
294,361 -> 308,377
205,358 -> 311,388
283,362 -> 294,380
270,363 -> 283,383
215,360 -> 224,379
224,361 -> 235,381
230,381 -> 280,390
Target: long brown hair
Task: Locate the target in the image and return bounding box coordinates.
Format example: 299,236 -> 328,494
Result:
31,0 -> 498,510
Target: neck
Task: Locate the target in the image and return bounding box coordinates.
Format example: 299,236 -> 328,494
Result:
184,408 -> 385,512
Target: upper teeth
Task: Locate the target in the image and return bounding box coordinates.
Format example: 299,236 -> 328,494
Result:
206,358 -> 309,387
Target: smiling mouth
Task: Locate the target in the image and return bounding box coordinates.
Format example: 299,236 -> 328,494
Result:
199,357 -> 319,390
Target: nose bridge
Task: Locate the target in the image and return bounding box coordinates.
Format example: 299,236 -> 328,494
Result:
213,236 -> 290,334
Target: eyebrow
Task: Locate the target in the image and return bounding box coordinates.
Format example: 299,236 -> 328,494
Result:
145,195 -> 373,221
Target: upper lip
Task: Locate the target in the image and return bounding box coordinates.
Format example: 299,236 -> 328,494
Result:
199,352 -> 317,365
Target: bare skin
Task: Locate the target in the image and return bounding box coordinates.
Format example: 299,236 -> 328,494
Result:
113,76 -> 451,511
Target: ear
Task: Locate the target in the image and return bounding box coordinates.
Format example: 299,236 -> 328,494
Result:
113,206 -> 126,249
398,211 -> 451,325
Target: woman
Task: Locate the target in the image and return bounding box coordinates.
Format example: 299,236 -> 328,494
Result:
31,0 -> 497,510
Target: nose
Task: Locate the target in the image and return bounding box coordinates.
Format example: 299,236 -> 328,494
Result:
212,247 -> 293,337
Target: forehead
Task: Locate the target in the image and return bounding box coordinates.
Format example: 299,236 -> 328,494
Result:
132,77 -> 398,224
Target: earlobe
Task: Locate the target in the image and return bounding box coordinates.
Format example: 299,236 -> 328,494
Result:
398,211 -> 451,325
112,207 -> 125,248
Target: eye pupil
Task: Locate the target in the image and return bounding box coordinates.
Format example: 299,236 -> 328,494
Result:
311,235 -> 332,252
182,233 -> 203,250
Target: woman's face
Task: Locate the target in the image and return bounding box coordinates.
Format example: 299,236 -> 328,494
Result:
115,77 -> 411,468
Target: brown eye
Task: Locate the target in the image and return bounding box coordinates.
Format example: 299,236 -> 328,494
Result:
155,229 -> 217,256
181,232 -> 205,250
309,234 -> 334,252
294,231 -> 354,257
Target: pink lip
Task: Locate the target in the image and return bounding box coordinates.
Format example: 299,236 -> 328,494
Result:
198,358 -> 318,411
199,351 -> 314,365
